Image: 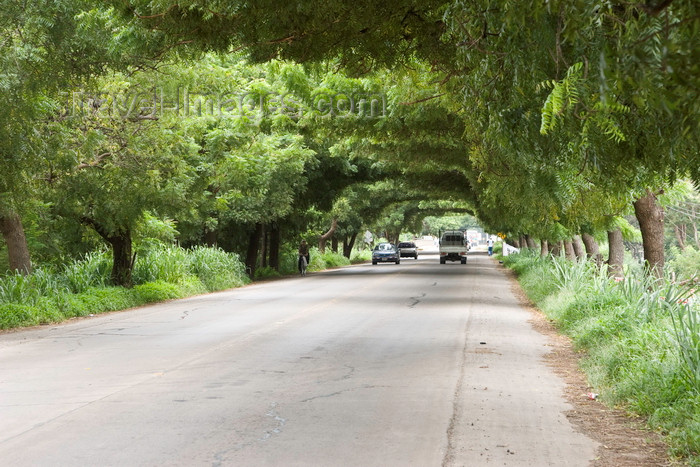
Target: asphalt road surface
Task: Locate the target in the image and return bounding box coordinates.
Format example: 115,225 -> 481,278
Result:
0,244 -> 598,466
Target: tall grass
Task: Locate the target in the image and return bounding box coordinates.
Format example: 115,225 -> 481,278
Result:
0,244 -> 249,330
669,300 -> 700,394
276,247 -> 352,277
310,248 -> 351,270
188,245 -> 249,290
503,252 -> 700,464
62,251 -> 112,293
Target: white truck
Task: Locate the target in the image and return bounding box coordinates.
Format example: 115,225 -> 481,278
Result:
439,230 -> 468,264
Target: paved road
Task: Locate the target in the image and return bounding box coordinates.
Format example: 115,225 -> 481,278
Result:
0,247 -> 597,466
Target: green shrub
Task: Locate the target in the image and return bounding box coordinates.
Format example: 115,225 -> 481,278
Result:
32,296 -> 65,324
176,276 -> 208,296
275,246 -> 359,275
493,241 -> 503,255
61,251 -> 111,293
0,303 -> 41,329
52,287 -> 140,318
278,249 -> 301,275
255,266 -> 281,280
134,281 -> 182,303
317,250 -> 351,269
0,245 -> 250,331
350,249 -> 371,263
54,293 -> 91,318
31,268 -> 69,298
0,273 -> 41,305
188,246 -> 249,291
132,244 -> 249,291
668,245 -> 700,282
133,246 -> 189,284
307,247 -> 327,271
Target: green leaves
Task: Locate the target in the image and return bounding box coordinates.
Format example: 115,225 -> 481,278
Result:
540,61 -> 630,143
539,63 -> 583,135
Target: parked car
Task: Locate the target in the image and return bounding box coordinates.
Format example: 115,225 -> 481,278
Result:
397,241 -> 418,259
372,243 -> 400,265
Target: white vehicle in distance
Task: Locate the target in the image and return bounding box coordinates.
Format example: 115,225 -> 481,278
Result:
439,230 -> 468,264
397,241 -> 418,259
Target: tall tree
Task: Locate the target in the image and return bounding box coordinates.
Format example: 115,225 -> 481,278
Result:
0,1 -> 160,273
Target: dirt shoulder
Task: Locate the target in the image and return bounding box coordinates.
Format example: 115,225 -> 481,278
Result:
506,269 -> 677,467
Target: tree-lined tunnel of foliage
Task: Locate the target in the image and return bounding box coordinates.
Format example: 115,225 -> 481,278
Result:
0,0 -> 698,283
1,1 -> 699,462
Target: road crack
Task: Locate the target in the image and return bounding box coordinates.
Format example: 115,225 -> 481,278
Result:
260,402 -> 286,441
300,384 -> 389,403
408,292 -> 427,308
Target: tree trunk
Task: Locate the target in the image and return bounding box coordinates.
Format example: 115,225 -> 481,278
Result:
540,239 -> 549,257
269,223 -> 280,271
109,230 -> 134,288
673,224 -> 686,251
607,229 -> 624,279
525,235 -> 537,249
331,236 -> 338,254
0,211 -> 32,275
204,228 -> 217,247
519,235 -> 527,249
581,232 -> 602,268
81,217 -> 134,287
260,224 -> 268,268
572,235 -> 586,260
581,233 -> 599,258
633,189 -> 665,278
564,239 -> 576,261
318,218 -> 338,253
550,241 -> 562,257
343,232 -> 358,258
245,223 -> 263,278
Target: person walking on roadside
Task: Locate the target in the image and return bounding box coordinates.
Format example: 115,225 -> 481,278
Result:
298,240 -> 310,273
487,237 -> 494,256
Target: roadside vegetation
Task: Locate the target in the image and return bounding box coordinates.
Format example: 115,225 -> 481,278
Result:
0,1 -> 697,460
0,242 -> 379,330
503,249 -> 699,464
254,246 -> 369,280
0,245 -> 249,330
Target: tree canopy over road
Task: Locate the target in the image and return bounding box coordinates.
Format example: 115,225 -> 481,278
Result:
1,0 -> 698,281
1,3 -> 699,462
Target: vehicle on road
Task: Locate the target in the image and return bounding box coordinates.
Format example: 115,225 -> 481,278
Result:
372,243 -> 400,265
397,241 -> 418,259
439,230 -> 468,264
299,254 -> 308,276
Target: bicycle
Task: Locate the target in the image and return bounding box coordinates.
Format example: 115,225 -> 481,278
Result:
299,254 -> 308,277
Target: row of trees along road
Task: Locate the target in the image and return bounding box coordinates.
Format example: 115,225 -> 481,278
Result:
1,1 -> 698,284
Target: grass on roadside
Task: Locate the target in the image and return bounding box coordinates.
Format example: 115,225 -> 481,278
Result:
258,247 -> 360,279
0,245 -> 250,330
1,243 -> 370,329
503,250 -> 699,464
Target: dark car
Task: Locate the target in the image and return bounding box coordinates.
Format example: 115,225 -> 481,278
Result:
397,241 -> 418,259
372,243 -> 400,265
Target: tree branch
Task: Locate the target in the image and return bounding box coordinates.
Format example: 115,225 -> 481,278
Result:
640,0 -> 675,16
399,93 -> 445,105
76,152 -> 112,170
